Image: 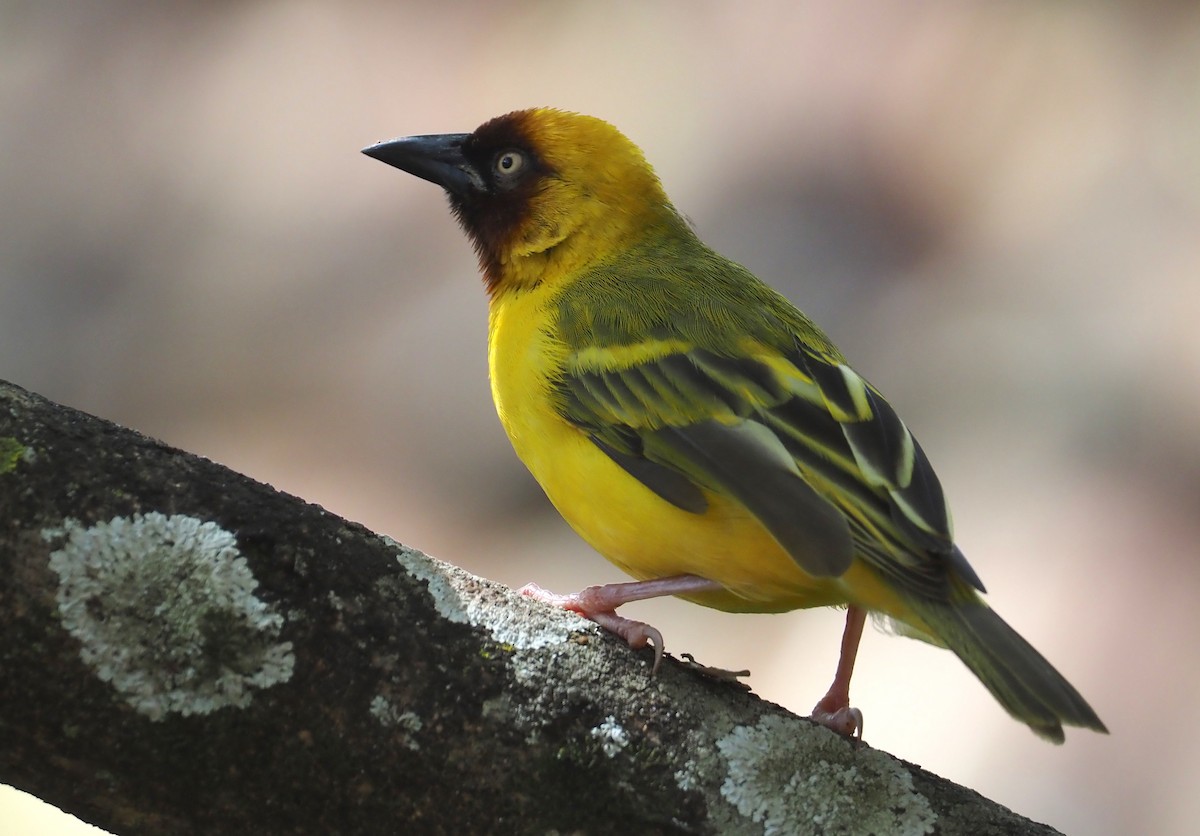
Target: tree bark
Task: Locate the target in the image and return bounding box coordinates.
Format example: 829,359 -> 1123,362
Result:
0,379 -> 1059,835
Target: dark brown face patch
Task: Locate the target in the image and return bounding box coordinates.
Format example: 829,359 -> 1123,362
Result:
449,112 -> 555,288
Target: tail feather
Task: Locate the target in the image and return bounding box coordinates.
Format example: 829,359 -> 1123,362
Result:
910,599 -> 1107,743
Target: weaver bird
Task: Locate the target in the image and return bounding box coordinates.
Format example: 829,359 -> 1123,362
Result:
363,108 -> 1106,742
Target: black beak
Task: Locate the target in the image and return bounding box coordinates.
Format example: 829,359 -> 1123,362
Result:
362,133 -> 480,195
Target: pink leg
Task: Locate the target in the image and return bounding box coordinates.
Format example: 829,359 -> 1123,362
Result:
519,574 -> 723,672
810,605 -> 867,739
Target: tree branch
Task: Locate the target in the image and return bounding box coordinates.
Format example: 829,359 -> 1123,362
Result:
0,380 -> 1058,835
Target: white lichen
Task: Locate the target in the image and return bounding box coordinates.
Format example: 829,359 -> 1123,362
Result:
590,715 -> 630,757
717,715 -> 936,836
385,536 -> 584,651
369,695 -> 422,749
673,730 -> 710,792
45,513 -> 295,721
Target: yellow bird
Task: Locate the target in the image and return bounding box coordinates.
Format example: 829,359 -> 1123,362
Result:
364,108 -> 1106,742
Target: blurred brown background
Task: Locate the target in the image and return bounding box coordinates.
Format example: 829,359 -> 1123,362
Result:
3,2 -> 1198,833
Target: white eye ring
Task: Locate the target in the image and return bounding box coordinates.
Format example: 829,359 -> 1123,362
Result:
494,150 -> 526,178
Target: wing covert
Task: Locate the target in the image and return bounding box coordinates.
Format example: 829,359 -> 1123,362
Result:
556,337 -> 983,595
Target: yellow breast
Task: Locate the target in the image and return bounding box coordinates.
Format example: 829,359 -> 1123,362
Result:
485,283 -> 917,616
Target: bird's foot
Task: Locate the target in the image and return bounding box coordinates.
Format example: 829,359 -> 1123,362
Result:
809,604 -> 867,740
810,697 -> 864,740
518,582 -> 666,672
519,576 -> 724,674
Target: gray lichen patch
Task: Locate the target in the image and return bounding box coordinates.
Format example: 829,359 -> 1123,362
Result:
386,536 -> 590,651
715,715 -> 936,836
44,513 -> 295,721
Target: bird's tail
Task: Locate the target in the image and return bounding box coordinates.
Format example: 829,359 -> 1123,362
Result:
908,598 -> 1107,743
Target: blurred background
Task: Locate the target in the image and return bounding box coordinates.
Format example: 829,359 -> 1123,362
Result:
2,1 -> 1198,833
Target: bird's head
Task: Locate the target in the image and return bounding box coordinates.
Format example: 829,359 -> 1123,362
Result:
364,109 -> 681,294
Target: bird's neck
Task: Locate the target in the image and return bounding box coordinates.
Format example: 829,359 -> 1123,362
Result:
482,202 -> 686,298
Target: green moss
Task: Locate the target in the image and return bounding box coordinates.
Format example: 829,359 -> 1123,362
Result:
0,436 -> 27,474
479,641 -> 519,661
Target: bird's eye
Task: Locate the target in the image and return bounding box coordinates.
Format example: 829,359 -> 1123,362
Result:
493,150 -> 526,180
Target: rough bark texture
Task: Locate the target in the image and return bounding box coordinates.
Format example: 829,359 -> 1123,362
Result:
0,379 -> 1060,835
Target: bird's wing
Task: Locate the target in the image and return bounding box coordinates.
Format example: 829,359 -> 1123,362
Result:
557,339 -> 983,596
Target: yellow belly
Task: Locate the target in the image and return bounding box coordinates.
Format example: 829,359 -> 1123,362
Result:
487,285 -> 914,620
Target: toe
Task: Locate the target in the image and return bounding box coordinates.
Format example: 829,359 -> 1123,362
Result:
810,705 -> 864,739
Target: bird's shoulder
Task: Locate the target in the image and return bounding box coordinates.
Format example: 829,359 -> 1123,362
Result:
552,228 -> 842,370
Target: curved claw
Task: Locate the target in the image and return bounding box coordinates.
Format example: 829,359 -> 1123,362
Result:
588,611 -> 664,672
